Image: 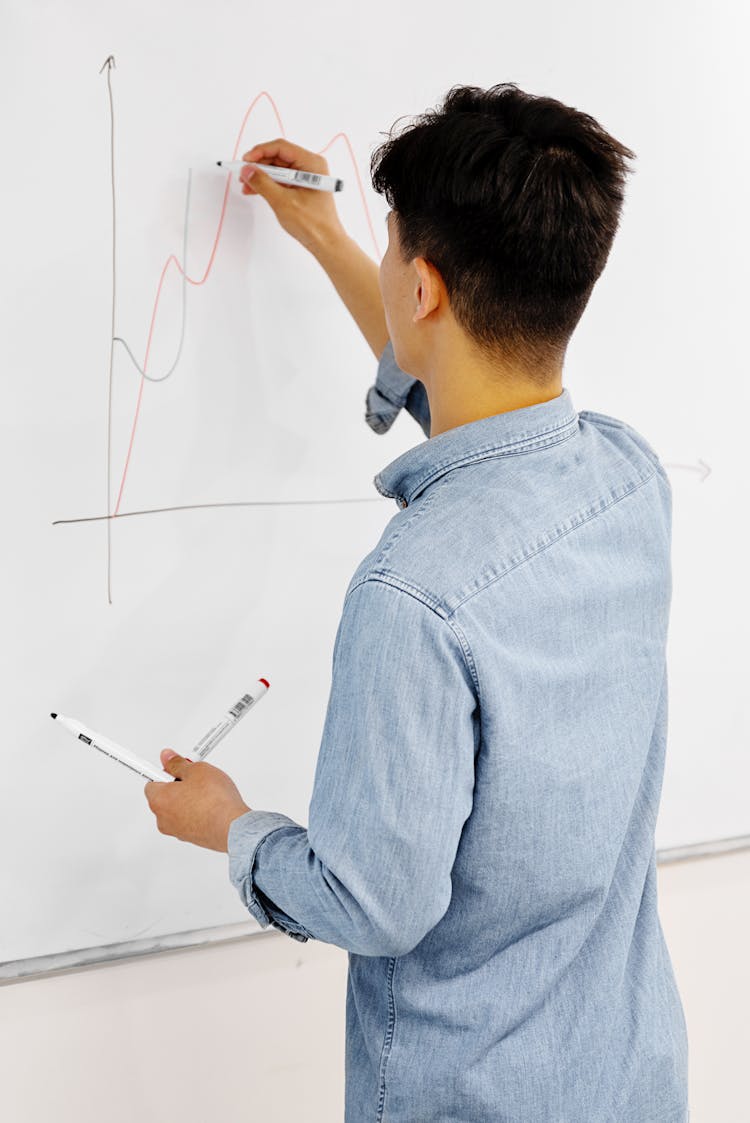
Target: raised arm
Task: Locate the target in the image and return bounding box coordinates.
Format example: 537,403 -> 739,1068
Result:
239,138 -> 388,360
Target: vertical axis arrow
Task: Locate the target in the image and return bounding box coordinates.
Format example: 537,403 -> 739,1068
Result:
99,54 -> 116,605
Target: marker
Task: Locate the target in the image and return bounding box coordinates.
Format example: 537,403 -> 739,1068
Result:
50,713 -> 175,784
192,679 -> 270,760
216,161 -> 343,192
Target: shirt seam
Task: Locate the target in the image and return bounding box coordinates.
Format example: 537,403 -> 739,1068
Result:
368,480 -> 446,562
348,472 -> 657,694
375,955 -> 399,1122
359,472 -> 655,613
345,574 -> 480,699
446,467 -> 658,613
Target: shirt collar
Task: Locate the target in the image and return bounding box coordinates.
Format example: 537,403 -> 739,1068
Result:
374,387 -> 578,508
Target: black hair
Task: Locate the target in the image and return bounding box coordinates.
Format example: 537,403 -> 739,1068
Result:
370,83 -> 636,381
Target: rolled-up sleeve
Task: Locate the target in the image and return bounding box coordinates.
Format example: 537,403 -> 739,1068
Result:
227,577 -> 477,957
365,340 -> 431,438
227,812 -> 317,942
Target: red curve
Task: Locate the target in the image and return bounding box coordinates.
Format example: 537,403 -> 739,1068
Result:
113,90 -> 383,516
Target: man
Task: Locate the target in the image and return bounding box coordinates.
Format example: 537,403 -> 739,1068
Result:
145,83 -> 689,1122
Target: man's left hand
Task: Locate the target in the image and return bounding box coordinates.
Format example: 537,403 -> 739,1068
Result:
144,750 -> 252,853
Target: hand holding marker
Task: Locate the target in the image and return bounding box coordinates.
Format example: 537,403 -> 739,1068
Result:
221,140 -> 348,257
51,679 -> 270,783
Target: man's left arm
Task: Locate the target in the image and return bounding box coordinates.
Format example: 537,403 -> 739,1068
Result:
227,577 -> 478,956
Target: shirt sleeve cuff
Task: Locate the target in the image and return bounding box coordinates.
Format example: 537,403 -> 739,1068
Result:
227,809 -> 315,943
365,340 -> 431,438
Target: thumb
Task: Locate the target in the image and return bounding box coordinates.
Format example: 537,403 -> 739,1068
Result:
161,748 -> 193,779
240,163 -> 287,205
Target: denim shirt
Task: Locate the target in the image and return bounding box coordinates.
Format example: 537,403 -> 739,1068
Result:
228,341 -> 689,1122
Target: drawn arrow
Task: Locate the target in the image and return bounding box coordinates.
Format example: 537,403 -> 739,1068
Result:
663,459 -> 711,482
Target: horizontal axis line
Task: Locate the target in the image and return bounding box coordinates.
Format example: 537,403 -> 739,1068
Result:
52,495 -> 386,526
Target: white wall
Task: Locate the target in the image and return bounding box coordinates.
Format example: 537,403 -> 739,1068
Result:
1,851 -> 747,1122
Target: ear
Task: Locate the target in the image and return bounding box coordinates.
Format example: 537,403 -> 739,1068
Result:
412,258 -> 441,322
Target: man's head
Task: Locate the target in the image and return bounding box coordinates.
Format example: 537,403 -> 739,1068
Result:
372,83 -> 636,389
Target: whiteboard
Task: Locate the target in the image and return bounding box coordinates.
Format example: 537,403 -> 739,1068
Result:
3,0 -> 748,975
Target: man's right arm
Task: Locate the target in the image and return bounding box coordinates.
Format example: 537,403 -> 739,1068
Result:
308,228 -> 389,360
238,137 -> 429,434
238,138 -> 388,359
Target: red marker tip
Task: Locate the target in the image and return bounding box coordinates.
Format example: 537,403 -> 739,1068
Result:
259,678 -> 270,689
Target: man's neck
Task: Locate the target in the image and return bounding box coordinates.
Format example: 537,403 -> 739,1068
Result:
423,349 -> 564,437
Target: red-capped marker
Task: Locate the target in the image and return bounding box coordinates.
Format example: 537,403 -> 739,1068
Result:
191,679 -> 270,760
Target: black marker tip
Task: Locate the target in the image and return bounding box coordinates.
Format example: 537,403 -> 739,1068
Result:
216,160 -> 222,166
50,713 -> 57,720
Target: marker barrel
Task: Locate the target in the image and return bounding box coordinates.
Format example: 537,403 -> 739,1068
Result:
216,161 -> 343,192
193,679 -> 270,759
51,714 -> 173,783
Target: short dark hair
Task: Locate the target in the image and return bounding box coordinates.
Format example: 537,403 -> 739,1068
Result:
370,83 -> 636,381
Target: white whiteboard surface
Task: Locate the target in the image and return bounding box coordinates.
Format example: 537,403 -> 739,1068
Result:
2,0 -> 748,975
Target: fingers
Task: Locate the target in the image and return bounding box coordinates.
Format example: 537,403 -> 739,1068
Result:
160,749 -> 193,780
239,163 -> 287,202
241,138 -> 329,176
236,137 -> 341,249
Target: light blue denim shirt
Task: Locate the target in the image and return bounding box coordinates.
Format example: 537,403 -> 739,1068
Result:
228,341 -> 689,1122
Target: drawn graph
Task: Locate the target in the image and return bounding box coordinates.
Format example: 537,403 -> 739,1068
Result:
53,58 -> 711,606
52,57 -> 389,603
